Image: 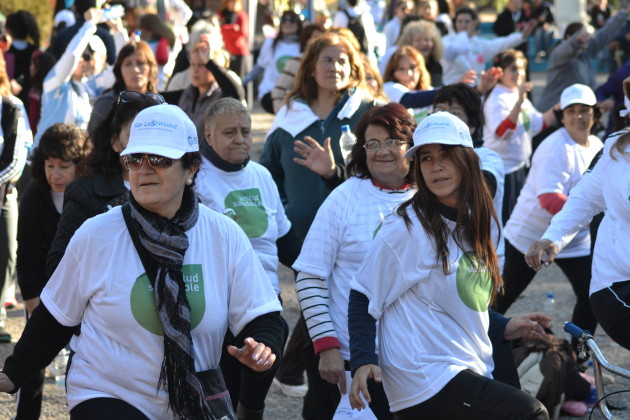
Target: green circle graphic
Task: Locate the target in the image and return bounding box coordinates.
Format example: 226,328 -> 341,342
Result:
130,264 -> 206,335
455,253 -> 492,312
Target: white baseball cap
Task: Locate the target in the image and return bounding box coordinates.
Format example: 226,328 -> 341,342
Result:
122,104 -> 199,159
560,84 -> 596,110
404,111 -> 473,158
54,10 -> 76,28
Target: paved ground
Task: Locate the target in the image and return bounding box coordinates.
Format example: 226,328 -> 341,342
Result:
0,72 -> 628,419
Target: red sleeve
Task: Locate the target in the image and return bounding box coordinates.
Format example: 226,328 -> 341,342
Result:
313,336 -> 341,355
538,192 -> 567,215
155,38 -> 170,65
495,118 -> 517,138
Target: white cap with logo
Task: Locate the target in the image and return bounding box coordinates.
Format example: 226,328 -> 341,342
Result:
121,104 -> 199,159
404,111 -> 473,158
560,84 -> 596,110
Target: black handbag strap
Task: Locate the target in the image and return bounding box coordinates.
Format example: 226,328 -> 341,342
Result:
121,203 -> 159,284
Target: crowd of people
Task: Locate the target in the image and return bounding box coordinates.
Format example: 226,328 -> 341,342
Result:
0,0 -> 628,419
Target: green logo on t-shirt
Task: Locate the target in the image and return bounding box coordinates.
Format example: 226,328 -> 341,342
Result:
224,188 -> 268,238
455,253 -> 492,312
276,55 -> 292,73
130,264 -> 206,335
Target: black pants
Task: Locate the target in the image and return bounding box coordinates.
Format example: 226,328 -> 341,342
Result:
590,280 -> 630,351
302,339 -> 392,420
394,369 -> 548,420
70,398 -> 149,419
275,315 -> 308,385
496,241 -> 597,350
502,166 -> 527,225
219,316 -> 288,411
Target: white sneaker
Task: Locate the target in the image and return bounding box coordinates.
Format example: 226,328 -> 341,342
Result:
273,378 -> 308,398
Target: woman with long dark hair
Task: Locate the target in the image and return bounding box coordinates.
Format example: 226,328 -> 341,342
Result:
46,91 -> 164,278
348,112 -> 549,420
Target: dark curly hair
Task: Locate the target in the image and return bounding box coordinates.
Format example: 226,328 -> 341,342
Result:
30,123 -> 91,188
346,102 -> 416,184
433,83 -> 484,143
6,10 -> 40,48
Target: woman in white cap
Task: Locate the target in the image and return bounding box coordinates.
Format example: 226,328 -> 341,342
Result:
497,84 -> 603,351
0,104 -> 284,420
525,86 -> 630,351
347,112 -> 549,419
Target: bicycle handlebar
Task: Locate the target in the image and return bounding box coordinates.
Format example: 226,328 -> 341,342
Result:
563,322 -> 586,339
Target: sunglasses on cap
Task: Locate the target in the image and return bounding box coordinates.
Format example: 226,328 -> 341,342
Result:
123,153 -> 173,170
116,91 -> 166,107
281,15 -> 299,23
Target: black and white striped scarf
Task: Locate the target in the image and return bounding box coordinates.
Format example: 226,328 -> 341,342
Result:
128,188 -> 212,419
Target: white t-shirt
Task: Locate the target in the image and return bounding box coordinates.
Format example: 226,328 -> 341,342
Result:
256,38 -> 300,100
383,81 -> 431,123
351,208 -> 494,412
293,177 -> 415,359
476,146 -> 506,271
483,83 -> 544,173
504,128 -> 603,258
41,205 -> 281,419
542,134 -> 630,294
195,158 -> 291,294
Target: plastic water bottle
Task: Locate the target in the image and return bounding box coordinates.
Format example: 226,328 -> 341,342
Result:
543,292 -> 556,323
49,349 -> 69,394
102,5 -> 124,21
340,125 -> 356,164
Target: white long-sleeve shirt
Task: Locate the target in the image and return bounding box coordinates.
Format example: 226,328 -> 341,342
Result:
441,31 -> 524,85
542,134 -> 630,294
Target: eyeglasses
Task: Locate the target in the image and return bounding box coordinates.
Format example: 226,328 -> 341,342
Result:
123,153 -> 173,170
116,91 -> 165,108
281,15 -> 299,23
363,139 -> 405,151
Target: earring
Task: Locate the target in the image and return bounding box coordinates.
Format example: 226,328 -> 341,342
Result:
185,179 -> 192,186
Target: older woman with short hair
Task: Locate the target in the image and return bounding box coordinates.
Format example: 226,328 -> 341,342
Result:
0,105 -> 284,419
196,97 -> 300,419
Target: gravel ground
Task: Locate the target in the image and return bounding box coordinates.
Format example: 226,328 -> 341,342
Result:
0,76 -> 628,419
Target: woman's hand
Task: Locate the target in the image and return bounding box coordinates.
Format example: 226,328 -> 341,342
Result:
349,364 -> 381,410
0,373 -> 15,393
503,313 -> 551,342
476,66 -> 503,95
521,20 -> 537,39
293,136 -> 336,179
524,239 -> 558,271
459,69 -> 477,85
196,34 -> 213,64
318,348 -> 346,394
518,82 -> 534,102
227,337 -> 276,372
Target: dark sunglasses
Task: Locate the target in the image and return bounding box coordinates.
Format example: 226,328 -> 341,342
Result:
116,91 -> 166,107
281,15 -> 299,23
123,153 -> 173,170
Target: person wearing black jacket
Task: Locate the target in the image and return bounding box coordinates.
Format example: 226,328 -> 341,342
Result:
45,92 -> 163,279
15,123 -> 90,420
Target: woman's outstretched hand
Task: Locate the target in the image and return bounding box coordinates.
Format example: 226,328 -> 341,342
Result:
293,136 -> 336,179
349,364 -> 381,411
504,313 -> 552,342
228,337 -> 276,372
525,239 -> 559,271
0,372 -> 15,393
